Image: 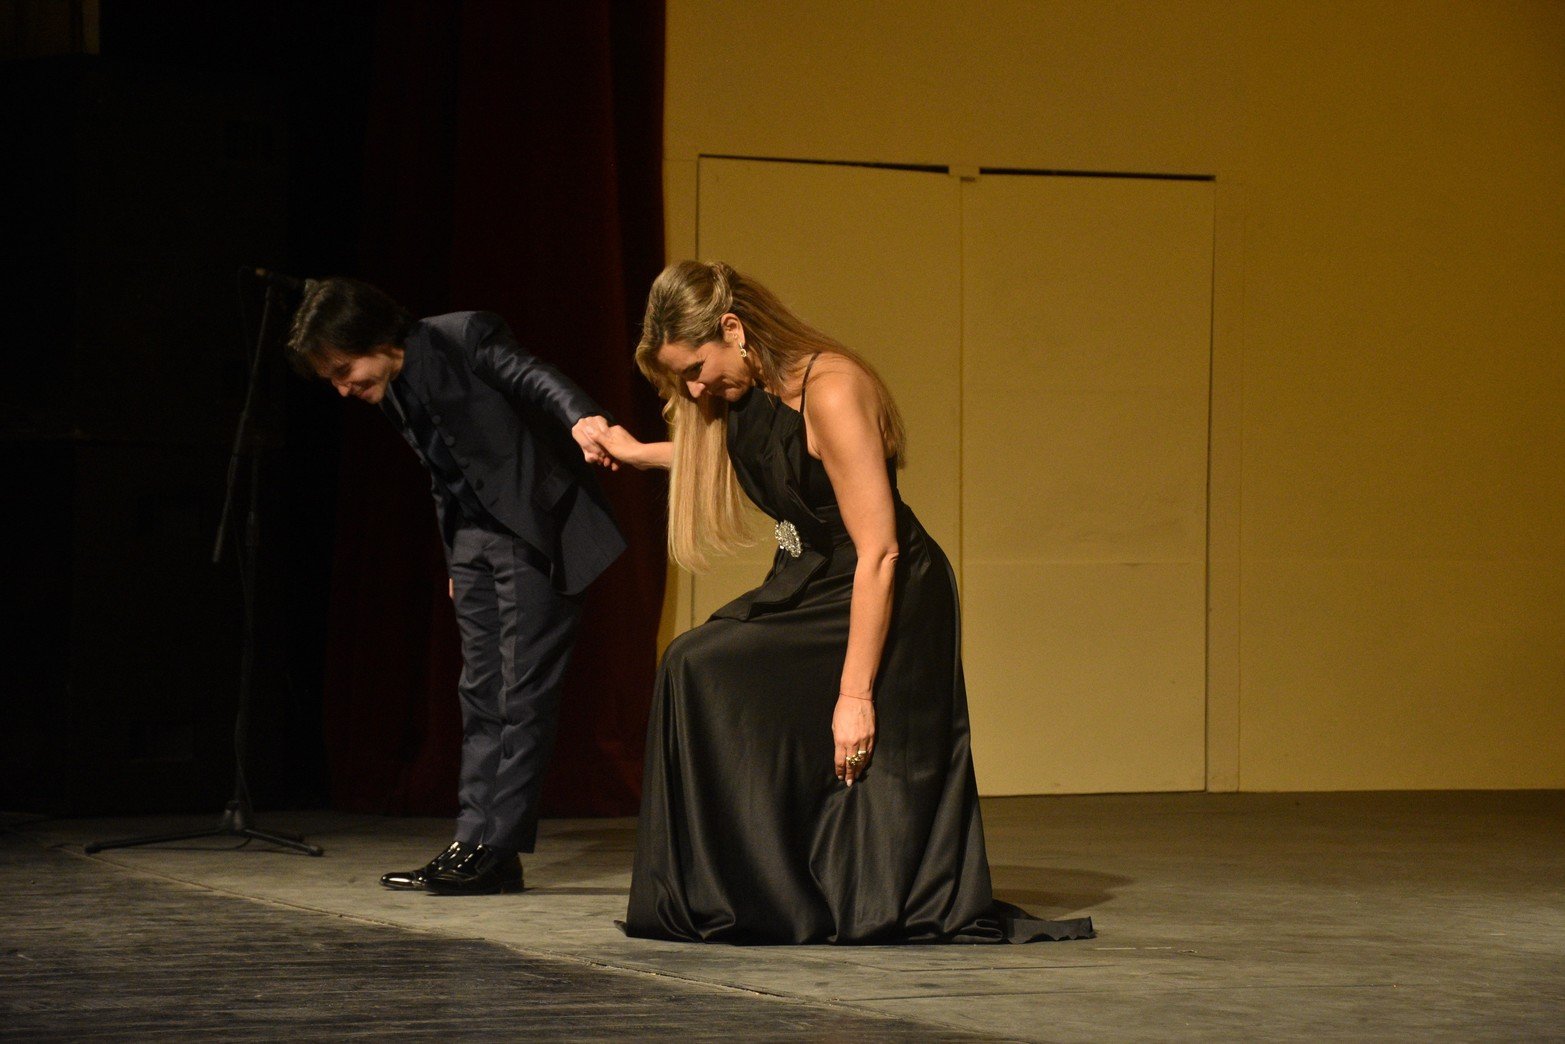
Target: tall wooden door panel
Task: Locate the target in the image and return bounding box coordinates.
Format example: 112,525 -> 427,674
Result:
692,159 -> 1213,794
961,175 -> 1213,794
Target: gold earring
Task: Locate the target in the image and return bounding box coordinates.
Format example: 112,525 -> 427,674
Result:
738,343 -> 749,359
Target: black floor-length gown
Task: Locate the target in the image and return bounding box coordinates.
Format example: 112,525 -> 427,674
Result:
623,371 -> 1095,944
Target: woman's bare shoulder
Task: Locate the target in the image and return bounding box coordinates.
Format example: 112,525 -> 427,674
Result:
797,353 -> 883,432
801,351 -> 875,397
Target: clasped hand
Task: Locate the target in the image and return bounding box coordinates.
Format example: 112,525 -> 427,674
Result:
572,416 -> 652,470
571,415 -> 619,470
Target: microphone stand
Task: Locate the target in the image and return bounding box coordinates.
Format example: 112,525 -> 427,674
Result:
87,280 -> 323,857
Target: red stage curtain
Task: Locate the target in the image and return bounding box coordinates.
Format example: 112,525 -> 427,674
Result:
321,1 -> 667,819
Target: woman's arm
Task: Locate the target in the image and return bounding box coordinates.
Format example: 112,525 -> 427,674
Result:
599,425 -> 672,470
807,363 -> 899,787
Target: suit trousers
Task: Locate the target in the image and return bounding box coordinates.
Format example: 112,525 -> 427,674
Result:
449,520 -> 583,854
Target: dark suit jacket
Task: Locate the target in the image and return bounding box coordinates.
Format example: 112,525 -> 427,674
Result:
382,310 -> 625,595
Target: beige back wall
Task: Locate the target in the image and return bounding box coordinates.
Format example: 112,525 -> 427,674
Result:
658,0 -> 1565,791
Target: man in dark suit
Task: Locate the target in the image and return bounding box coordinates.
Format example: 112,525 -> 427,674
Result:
287,277 -> 625,895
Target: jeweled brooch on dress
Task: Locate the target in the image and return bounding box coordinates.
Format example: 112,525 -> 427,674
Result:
774,519 -> 803,558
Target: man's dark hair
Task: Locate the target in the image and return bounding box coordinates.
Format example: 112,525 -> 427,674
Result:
286,277 -> 413,378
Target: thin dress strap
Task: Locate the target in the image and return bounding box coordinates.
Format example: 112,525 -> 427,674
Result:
796,352 -> 822,430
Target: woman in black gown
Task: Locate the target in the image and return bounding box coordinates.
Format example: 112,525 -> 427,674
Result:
601,261 -> 1093,945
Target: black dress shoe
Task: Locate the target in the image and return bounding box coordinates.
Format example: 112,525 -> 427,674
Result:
380,841 -> 474,891
423,844 -> 524,895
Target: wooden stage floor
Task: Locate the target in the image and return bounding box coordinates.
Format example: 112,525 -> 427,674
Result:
3,792 -> 1562,1041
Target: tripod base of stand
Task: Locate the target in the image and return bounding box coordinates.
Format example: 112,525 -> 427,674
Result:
84,799 -> 323,857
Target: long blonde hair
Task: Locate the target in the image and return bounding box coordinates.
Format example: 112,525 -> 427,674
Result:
636,260 -> 906,572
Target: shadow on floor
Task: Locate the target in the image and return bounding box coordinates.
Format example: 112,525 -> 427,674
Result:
989,864 -> 1130,914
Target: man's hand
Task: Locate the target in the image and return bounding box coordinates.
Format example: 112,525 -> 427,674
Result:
571,415 -> 618,470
